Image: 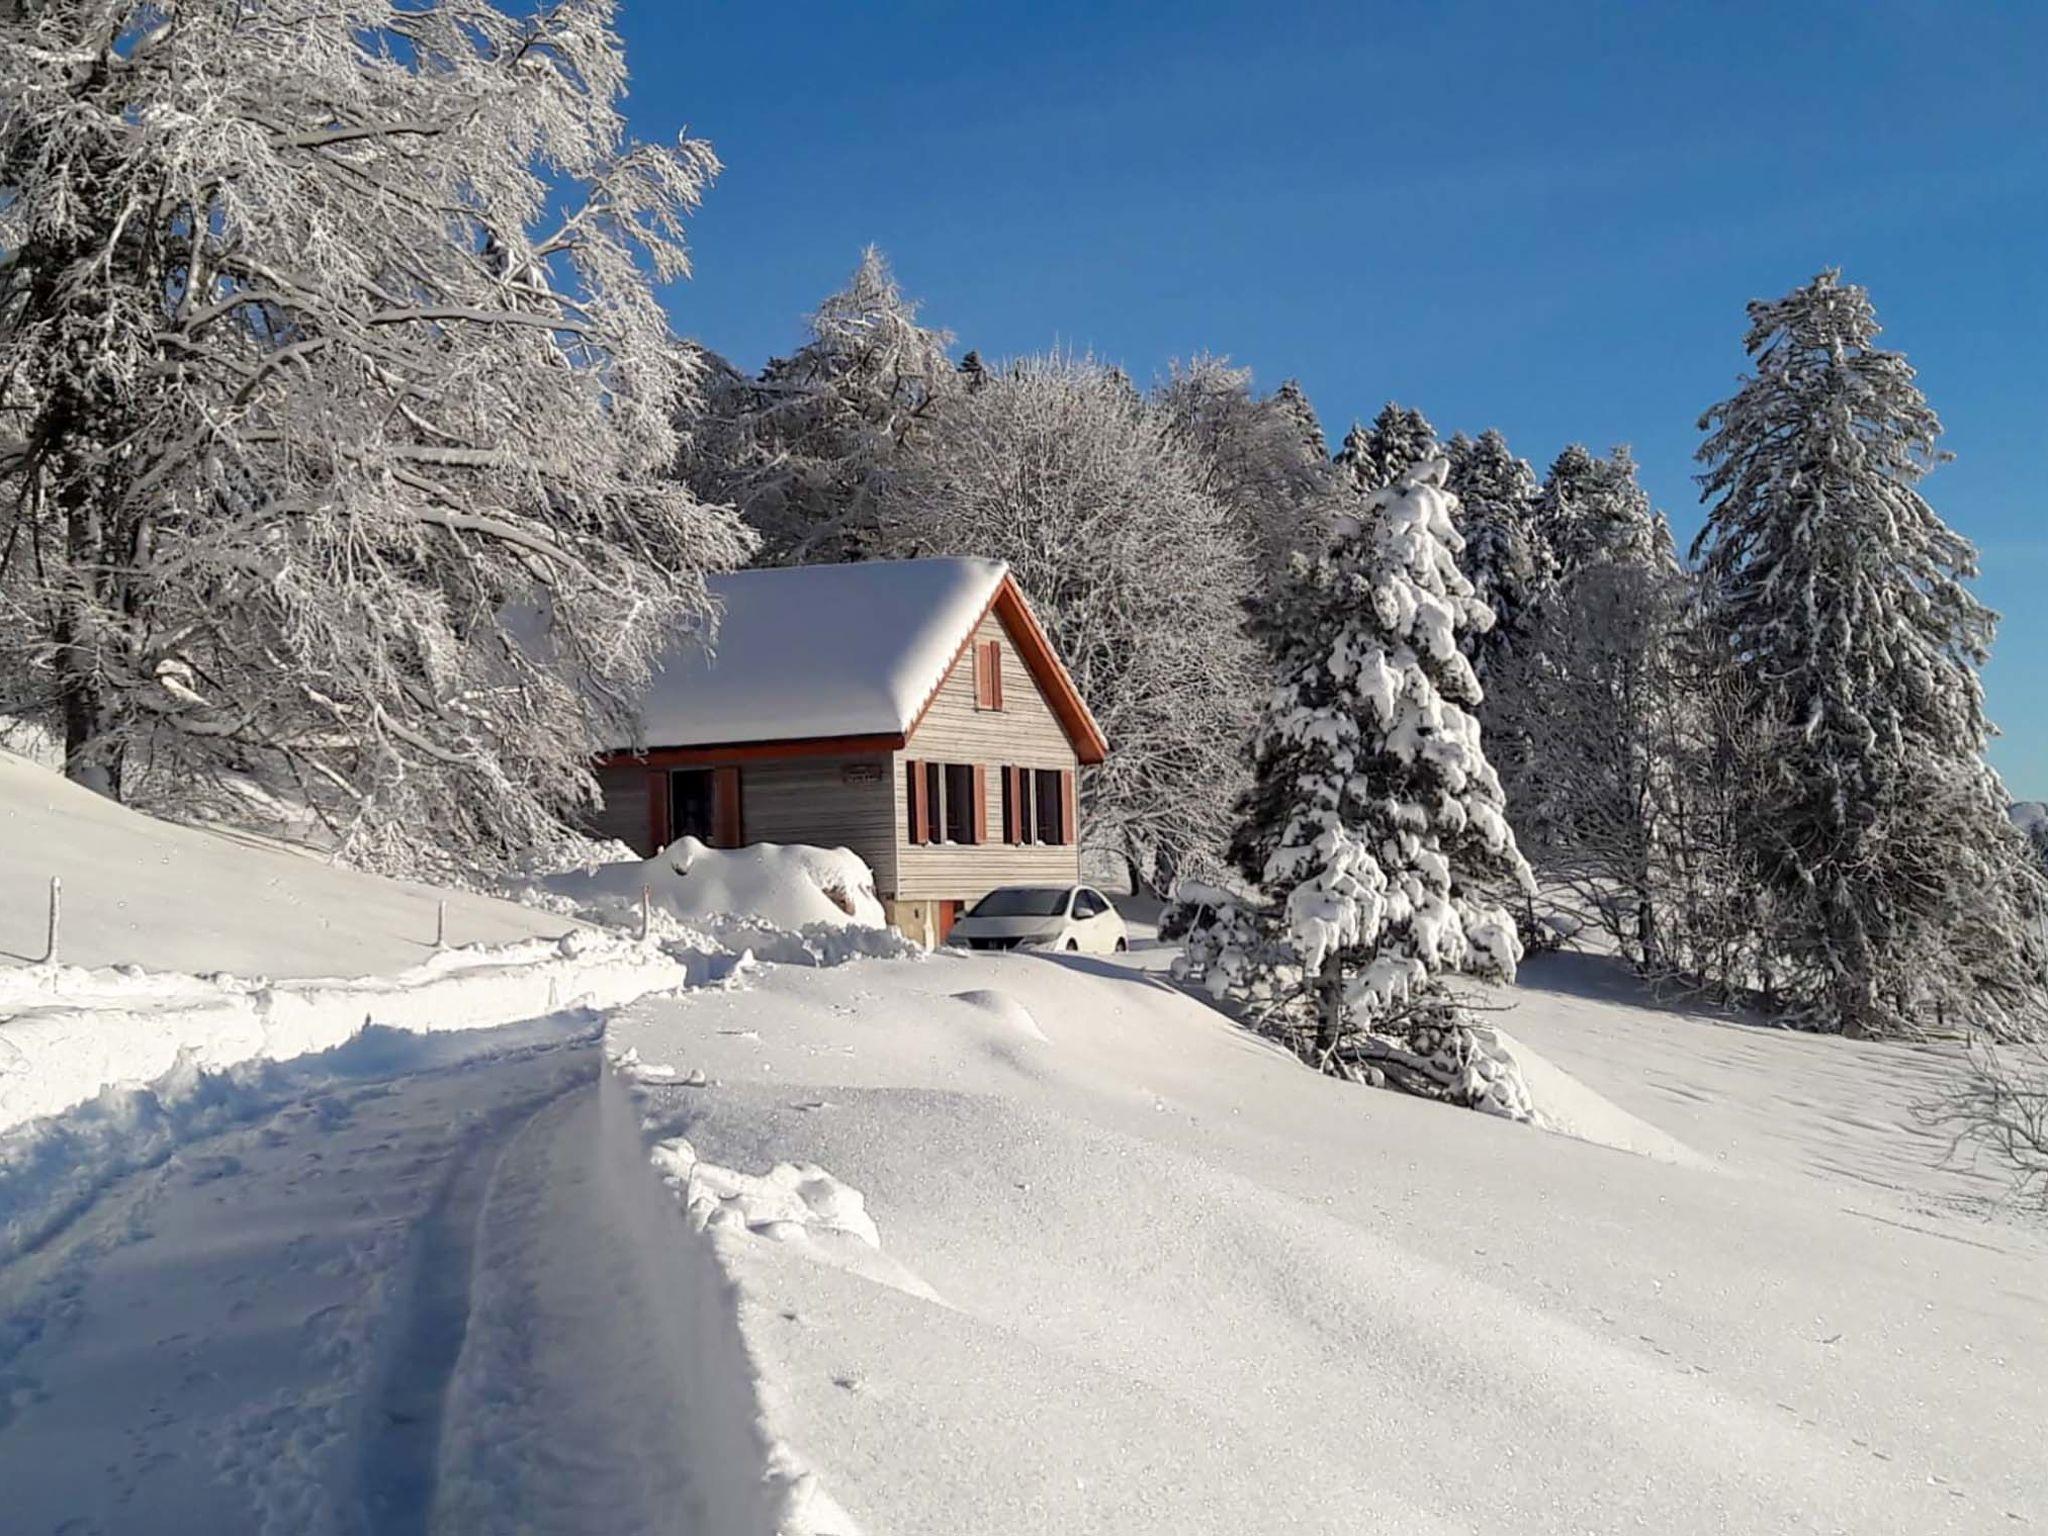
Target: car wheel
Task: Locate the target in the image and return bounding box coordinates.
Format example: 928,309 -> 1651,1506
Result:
1115,937 -> 1129,953
1064,938 -> 1079,952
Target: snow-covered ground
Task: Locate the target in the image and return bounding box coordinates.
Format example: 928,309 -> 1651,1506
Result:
3,770 -> 2043,1532
0,751 -> 565,977
607,945 -> 2047,1535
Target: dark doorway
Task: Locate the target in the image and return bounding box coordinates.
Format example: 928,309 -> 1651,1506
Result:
668,769 -> 716,844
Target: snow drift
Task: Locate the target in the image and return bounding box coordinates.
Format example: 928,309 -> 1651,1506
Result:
0,931 -> 687,1133
535,836 -> 886,932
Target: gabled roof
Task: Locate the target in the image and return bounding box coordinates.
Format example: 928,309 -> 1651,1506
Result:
622,557 -> 1107,764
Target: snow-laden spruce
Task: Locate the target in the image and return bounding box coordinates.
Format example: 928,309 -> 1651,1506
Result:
0,0 -> 750,876
1693,269 -> 2047,1038
1333,402 -> 1439,497
1205,457 -> 1533,1108
1444,429 -> 1548,700
683,246 -> 959,566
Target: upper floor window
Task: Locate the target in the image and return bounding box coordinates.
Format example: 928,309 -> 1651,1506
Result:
973,640 -> 1005,711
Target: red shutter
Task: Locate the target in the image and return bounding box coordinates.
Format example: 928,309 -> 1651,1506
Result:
712,767 -> 744,848
907,759 -> 928,845
988,642 -> 1004,710
972,642 -> 991,709
647,769 -> 670,854
1002,767 -> 1020,844
971,764 -> 988,844
1061,769 -> 1078,846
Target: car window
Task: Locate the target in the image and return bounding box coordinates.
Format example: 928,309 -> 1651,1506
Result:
968,887 -> 1070,918
1073,889 -> 1107,918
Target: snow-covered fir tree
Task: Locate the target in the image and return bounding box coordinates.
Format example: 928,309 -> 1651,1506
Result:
879,352 -> 1263,890
1443,429 -> 1547,697
682,247 -> 958,564
1153,356 -> 1343,594
1334,402 -> 1438,496
0,0 -> 750,875
1273,377 -> 1328,459
1209,458 -> 1533,1106
1533,443 -> 1669,577
1694,269 -> 2045,1038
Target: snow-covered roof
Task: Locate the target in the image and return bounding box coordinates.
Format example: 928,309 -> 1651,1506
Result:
629,557 -> 1013,750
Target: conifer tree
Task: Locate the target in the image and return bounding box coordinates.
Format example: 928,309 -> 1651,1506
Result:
685,247 -> 957,564
1534,443 -> 1665,577
1334,403 -> 1438,496
1214,457 -> 1531,1086
1444,429 -> 1546,696
1693,269 -> 2043,1037
1273,378 -> 1328,460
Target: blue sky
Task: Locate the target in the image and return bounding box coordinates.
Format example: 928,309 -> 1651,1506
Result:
619,2 -> 2048,794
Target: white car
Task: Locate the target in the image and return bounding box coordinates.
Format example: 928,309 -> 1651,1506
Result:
948,885 -> 1129,954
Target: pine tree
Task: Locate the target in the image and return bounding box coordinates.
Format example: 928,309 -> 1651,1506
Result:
0,0 -> 750,875
1693,269 -> 2043,1037
685,247 -> 957,564
1534,443 -> 1664,577
1217,457 -> 1531,1082
1273,377 -> 1328,459
1334,402 -> 1438,496
1444,429 -> 1546,696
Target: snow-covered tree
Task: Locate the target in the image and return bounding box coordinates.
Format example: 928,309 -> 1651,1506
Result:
1153,356 -> 1343,592
0,0 -> 750,875
683,247 -> 958,564
1212,457 -> 1532,1092
1534,443 -> 1669,577
1443,429 -> 1547,697
1273,377 -> 1328,460
1334,402 -> 1438,497
1693,269 -> 2044,1037
879,352 -> 1262,888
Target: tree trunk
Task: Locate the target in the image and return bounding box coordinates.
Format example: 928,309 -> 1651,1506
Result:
1314,951 -> 1346,1060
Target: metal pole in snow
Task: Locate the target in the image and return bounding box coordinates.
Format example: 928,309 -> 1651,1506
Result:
42,876 -> 60,965
640,885 -> 653,943
434,899 -> 447,949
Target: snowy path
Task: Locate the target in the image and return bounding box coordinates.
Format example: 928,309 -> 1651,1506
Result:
0,1018 -> 711,1535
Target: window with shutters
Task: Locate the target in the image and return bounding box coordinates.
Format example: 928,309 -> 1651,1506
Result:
973,640 -> 1005,711
908,759 -> 988,846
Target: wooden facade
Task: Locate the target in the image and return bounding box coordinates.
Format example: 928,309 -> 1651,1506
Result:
592,570 -> 1105,942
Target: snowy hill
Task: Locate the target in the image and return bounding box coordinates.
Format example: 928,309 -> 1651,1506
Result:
0,751 -> 564,977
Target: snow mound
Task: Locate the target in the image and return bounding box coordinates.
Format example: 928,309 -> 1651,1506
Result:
0,931 -> 686,1132
1490,1026 -> 1716,1168
656,1137 -> 883,1248
949,988 -> 1048,1041
535,837 -> 887,933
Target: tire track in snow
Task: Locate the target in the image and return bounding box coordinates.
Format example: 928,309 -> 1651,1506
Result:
355,1065 -> 590,1536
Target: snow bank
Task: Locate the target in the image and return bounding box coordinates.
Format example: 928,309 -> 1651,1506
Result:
0,931 -> 687,1132
531,836 -> 887,932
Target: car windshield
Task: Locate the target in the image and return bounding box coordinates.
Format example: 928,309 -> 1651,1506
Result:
969,887 -> 1070,918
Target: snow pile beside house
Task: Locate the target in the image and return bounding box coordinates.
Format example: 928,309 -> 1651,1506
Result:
530,836 -> 894,940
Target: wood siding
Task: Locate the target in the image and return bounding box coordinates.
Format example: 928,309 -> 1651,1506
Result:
894,611 -> 1081,900
739,756 -> 898,895
592,762 -> 652,850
